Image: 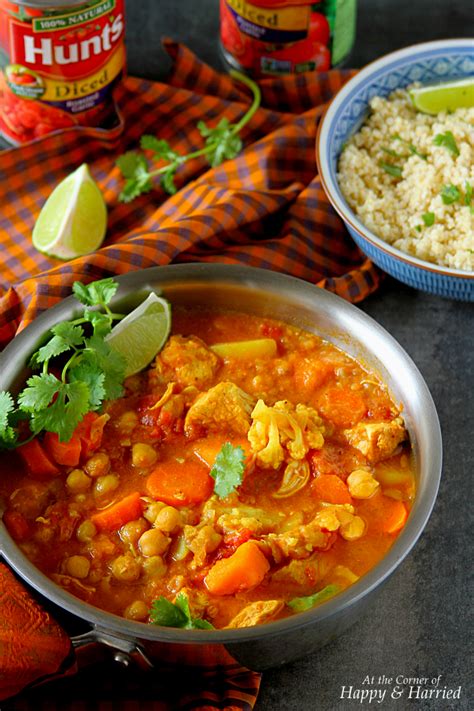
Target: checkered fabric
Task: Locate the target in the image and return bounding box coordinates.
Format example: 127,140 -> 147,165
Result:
0,40 -> 379,349
0,41 -> 380,710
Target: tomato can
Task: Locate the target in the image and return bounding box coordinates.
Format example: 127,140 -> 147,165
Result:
220,0 -> 357,77
0,0 -> 125,145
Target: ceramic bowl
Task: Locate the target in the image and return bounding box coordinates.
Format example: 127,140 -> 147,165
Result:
316,40 -> 474,301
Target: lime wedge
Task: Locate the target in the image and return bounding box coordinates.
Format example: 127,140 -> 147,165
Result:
32,164 -> 107,259
409,78 -> 474,114
105,292 -> 171,377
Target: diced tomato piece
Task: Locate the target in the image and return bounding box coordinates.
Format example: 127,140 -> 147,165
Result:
74,412 -> 109,459
3,510 -> 31,541
17,439 -> 60,479
43,431 -> 81,467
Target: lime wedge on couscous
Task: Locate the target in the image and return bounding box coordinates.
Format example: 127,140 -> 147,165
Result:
32,163 -> 107,260
410,78 -> 474,114
105,292 -> 172,377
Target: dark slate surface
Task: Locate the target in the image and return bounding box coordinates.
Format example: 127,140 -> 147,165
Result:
126,3 -> 473,708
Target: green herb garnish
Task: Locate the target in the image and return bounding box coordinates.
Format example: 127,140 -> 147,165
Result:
287,584 -> 340,613
0,278 -> 127,449
381,147 -> 406,159
391,135 -> 427,160
116,70 -> 261,202
415,225 -> 422,233
210,442 -> 246,498
379,161 -> 403,178
422,212 -> 435,227
464,180 -> 472,206
150,593 -> 214,630
440,184 -> 461,205
433,131 -> 460,157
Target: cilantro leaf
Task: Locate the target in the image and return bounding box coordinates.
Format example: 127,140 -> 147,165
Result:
116,152 -> 153,202
150,593 -> 214,630
29,381 -> 90,441
161,168 -> 178,196
35,322 -> 84,364
69,360 -> 106,410
198,118 -> 243,167
440,184 -> 461,205
0,392 -> 17,447
18,373 -> 62,412
378,161 -> 403,178
210,442 -> 246,498
422,212 -> 435,227
140,135 -> 181,163
287,584 -> 340,613
83,309 -> 113,337
73,278 -> 118,307
465,180 -> 472,206
83,335 -> 126,401
433,131 -> 460,157
407,143 -> 428,161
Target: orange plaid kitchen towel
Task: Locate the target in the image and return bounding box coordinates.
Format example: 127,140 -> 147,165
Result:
0,40 -> 379,348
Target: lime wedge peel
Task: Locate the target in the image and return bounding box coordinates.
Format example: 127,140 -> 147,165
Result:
32,163 -> 107,260
410,77 -> 474,115
105,292 -> 172,377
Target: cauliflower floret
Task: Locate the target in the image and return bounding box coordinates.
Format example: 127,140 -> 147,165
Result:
155,335 -> 221,389
344,416 -> 406,463
184,381 -> 255,437
248,399 -> 325,469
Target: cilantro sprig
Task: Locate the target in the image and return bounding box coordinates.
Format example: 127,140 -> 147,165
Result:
0,278 -> 127,449
116,70 -> 261,202
210,442 -> 246,498
150,593 -> 214,630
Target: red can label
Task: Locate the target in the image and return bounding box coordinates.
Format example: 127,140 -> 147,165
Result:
220,0 -> 356,77
0,0 -> 125,144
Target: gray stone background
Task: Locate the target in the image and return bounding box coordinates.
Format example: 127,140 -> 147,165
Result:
122,3 -> 473,708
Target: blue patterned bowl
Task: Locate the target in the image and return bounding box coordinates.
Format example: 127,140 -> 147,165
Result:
316,40 -> 474,301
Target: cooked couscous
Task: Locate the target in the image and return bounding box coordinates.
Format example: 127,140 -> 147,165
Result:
337,88 -> 473,271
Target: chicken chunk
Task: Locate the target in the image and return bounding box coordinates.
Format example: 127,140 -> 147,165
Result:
184,381 -> 256,437
343,416 -> 406,463
260,518 -> 332,564
226,600 -> 284,629
155,335 -> 221,389
271,556 -> 325,586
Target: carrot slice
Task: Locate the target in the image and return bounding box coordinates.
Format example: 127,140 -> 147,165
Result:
193,437 -> 251,469
311,474 -> 352,505
74,412 -> 109,459
383,500 -> 408,534
17,438 -> 59,479
146,458 -> 213,507
3,510 -> 31,541
43,431 -> 81,467
318,387 -> 367,428
204,541 -> 270,596
90,492 -> 143,532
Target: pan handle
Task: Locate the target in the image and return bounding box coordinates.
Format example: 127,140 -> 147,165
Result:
71,627 -> 154,670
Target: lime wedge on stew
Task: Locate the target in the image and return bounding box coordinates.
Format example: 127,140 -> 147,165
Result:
105,293 -> 171,377
409,78 -> 474,114
32,163 -> 107,260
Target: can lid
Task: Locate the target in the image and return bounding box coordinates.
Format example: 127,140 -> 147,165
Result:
14,0 -> 97,8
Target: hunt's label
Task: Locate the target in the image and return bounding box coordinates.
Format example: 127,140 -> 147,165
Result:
0,0 -> 126,144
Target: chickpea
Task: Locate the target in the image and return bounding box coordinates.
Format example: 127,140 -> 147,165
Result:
76,520 -> 97,543
154,506 -> 181,534
138,528 -> 170,557
34,525 -> 54,544
132,443 -> 158,468
347,469 -> 380,499
93,474 -> 119,497
142,555 -> 167,577
85,453 -> 111,478
110,554 -> 141,582
143,500 -> 166,523
117,410 -> 138,434
340,515 -> 366,541
65,555 -> 90,579
120,518 -> 149,546
124,600 -> 149,621
66,469 -> 91,493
